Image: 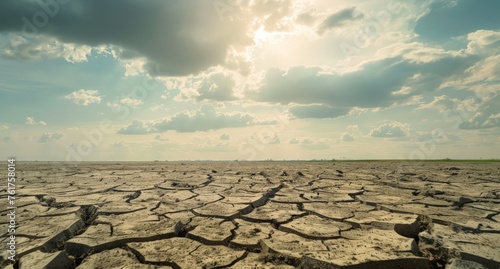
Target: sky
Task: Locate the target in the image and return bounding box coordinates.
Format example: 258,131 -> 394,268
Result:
0,0 -> 499,161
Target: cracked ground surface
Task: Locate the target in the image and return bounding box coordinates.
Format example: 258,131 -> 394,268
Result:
1,161 -> 499,269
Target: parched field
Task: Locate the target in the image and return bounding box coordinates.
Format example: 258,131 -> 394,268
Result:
1,161 -> 499,269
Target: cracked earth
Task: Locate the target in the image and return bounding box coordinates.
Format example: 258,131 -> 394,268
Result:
1,161 -> 499,269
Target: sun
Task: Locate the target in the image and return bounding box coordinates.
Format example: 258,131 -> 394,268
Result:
252,25 -> 289,45
253,27 -> 272,44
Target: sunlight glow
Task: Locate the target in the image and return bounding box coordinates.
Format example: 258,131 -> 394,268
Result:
253,27 -> 271,44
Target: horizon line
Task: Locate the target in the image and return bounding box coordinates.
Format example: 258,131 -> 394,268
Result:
12,158 -> 500,163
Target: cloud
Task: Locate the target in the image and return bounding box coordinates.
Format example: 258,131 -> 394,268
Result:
195,73 -> 237,102
459,94 -> 500,129
370,122 -> 409,138
192,140 -> 230,152
296,9 -> 319,26
434,30 -> 500,93
0,35 -> 92,62
149,104 -> 166,112
415,130 -> 460,145
65,89 -> 102,106
119,105 -> 266,134
117,120 -> 149,135
340,132 -> 354,142
123,58 -> 147,77
317,7 -> 363,35
220,134 -> 230,140
288,104 -> 350,119
346,125 -> 361,134
249,54 -> 476,109
26,116 -> 46,126
155,134 -> 169,141
38,132 -> 64,143
462,54 -> 500,87
466,30 -> 500,55
264,133 -> 280,144
376,42 -> 464,63
249,0 -> 295,32
417,95 -> 487,123
176,71 -> 238,102
0,125 -> 9,130
151,105 -> 254,133
417,95 -> 461,113
111,142 -> 127,148
119,98 -> 144,107
0,0 -> 253,76
288,137 -> 329,150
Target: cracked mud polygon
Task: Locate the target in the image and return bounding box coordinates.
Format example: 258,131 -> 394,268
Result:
1,161 -> 499,269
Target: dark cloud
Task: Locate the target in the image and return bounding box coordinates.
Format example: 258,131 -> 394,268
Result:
0,0 -> 251,76
249,55 -> 477,109
317,7 -> 363,35
288,104 -> 350,119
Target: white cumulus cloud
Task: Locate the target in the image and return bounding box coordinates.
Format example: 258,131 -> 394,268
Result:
65,89 -> 102,106
26,116 -> 46,126
120,98 -> 144,107
370,122 -> 410,138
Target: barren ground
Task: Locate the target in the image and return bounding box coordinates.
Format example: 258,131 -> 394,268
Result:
1,161 -> 499,269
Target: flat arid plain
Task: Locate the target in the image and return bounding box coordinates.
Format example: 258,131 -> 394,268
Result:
1,161 -> 499,269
